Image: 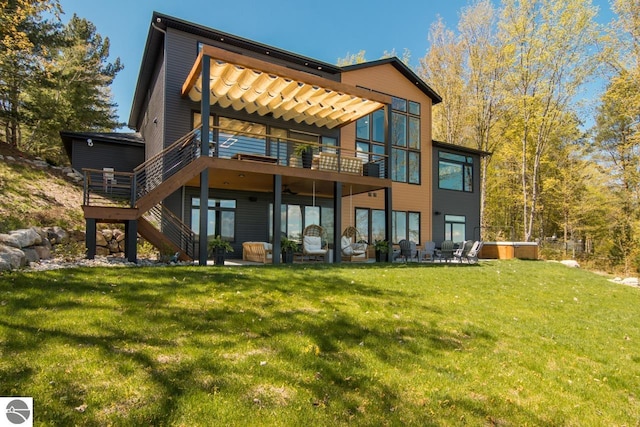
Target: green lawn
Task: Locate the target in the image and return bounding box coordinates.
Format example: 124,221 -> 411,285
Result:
1,260 -> 639,426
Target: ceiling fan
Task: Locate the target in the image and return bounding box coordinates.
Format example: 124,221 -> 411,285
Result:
282,185 -> 298,195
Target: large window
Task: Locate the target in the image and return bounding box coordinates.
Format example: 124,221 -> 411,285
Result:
355,109 -> 386,178
191,197 -> 236,241
356,208 -> 419,244
391,97 -> 421,184
356,208 -> 386,244
439,151 -> 473,192
269,204 -> 334,245
394,211 -> 420,244
444,215 -> 466,242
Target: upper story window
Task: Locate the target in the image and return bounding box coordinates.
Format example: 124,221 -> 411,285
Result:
391,97 -> 421,184
438,151 -> 473,192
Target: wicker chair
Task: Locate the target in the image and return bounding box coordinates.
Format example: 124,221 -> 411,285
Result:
302,224 -> 328,261
341,226 -> 368,262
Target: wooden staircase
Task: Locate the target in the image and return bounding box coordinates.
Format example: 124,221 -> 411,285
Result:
82,130 -> 204,261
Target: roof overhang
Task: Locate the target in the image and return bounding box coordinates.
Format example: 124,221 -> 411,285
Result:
182,45 -> 391,129
432,140 -> 492,157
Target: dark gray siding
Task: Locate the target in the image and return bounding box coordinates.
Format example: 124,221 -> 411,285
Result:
164,28 -> 197,149
140,49 -> 166,159
71,139 -> 144,172
431,147 -> 482,244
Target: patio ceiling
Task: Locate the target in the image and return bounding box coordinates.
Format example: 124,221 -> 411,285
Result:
182,45 -> 391,129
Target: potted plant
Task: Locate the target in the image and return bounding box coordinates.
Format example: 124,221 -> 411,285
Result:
293,143 -> 314,168
280,237 -> 298,264
208,235 -> 234,265
374,240 -> 390,263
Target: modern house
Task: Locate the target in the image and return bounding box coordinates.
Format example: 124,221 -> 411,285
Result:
62,12 -> 487,265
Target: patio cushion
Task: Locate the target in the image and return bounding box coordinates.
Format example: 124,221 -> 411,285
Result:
341,236 -> 354,256
303,235 -> 326,254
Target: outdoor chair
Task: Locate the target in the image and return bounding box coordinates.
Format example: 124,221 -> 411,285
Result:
419,241 -> 436,262
341,226 -> 368,262
465,241 -> 483,264
398,239 -> 418,262
453,240 -> 474,263
102,167 -> 116,192
302,224 -> 328,261
437,240 -> 455,262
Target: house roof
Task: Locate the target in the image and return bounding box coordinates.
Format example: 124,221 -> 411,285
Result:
129,12 -> 343,129
130,12 -> 443,129
59,131 -> 144,160
432,140 -> 492,157
341,58 -> 442,105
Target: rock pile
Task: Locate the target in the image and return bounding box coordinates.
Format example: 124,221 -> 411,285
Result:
0,226 -> 142,271
0,226 -> 81,271
95,228 -> 127,256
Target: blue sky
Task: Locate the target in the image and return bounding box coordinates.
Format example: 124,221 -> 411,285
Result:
58,0 -> 615,131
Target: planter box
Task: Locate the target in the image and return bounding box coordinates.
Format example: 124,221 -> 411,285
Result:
363,163 -> 380,177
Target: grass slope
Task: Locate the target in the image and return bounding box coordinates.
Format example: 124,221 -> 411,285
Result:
0,260 -> 638,425
0,146 -> 84,233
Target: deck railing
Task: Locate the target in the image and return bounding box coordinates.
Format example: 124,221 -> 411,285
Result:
82,169 -> 135,207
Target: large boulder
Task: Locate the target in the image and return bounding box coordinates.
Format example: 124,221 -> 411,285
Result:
107,239 -> 120,253
34,245 -> 52,260
95,246 -> 110,256
22,247 -> 40,264
560,259 -> 580,268
45,226 -> 69,245
69,229 -> 86,242
113,229 -> 125,242
102,229 -> 113,241
0,245 -> 26,269
95,231 -> 108,247
0,258 -> 10,272
0,233 -> 21,248
9,228 -> 42,248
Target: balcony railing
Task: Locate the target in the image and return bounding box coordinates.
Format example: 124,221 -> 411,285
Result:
203,125 -> 388,178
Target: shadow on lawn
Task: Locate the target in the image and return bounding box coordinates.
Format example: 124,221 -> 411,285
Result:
0,265 -> 498,424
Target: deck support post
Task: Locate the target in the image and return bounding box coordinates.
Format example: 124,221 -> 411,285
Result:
125,220 -> 138,263
334,182 -> 342,264
86,218 -> 96,259
272,174 -> 282,265
198,54 -> 211,266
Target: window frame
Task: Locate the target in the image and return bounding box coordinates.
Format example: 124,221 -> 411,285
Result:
390,96 -> 421,185
444,214 -> 466,243
438,151 -> 474,193
190,197 -> 237,242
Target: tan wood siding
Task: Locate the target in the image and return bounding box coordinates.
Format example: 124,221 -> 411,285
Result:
339,64 -> 434,242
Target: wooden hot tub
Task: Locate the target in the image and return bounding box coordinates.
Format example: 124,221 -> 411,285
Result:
479,242 -> 538,260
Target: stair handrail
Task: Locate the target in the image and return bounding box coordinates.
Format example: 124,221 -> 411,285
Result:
132,128 -> 202,206
143,203 -> 196,260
